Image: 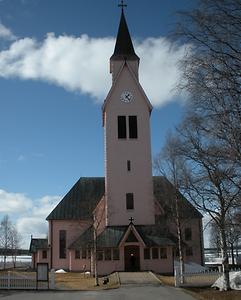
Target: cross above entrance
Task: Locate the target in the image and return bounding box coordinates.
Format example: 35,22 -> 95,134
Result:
129,217 -> 134,224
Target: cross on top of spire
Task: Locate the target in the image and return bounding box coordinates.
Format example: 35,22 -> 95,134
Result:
118,0 -> 127,11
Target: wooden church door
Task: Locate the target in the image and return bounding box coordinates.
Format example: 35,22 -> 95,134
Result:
124,245 -> 140,271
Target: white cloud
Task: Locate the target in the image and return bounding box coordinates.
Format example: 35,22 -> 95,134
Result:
0,189 -> 32,213
17,217 -> 47,237
0,32 -> 188,106
0,23 -> 16,41
32,195 -> 61,218
0,188 -> 61,248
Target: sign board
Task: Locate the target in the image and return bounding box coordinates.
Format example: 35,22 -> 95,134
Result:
37,263 -> 49,282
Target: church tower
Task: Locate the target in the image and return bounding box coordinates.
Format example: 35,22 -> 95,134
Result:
102,7 -> 155,226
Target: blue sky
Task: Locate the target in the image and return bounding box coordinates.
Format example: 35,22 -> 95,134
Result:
0,0 -> 198,247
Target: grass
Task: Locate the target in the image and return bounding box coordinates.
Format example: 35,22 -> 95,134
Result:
184,287 -> 241,300
55,272 -> 120,290
157,274 -> 241,300
0,269 -> 120,290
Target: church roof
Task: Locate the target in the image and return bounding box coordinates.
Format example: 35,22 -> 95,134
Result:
68,225 -> 176,250
110,10 -> 139,61
47,176 -> 202,221
153,176 -> 203,219
29,238 -> 48,253
46,177 -> 105,220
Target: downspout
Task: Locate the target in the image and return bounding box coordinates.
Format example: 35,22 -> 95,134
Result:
50,220 -> 53,269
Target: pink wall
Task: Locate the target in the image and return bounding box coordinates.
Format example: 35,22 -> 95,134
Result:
50,220 -> 91,270
32,250 -> 50,269
169,218 -> 204,265
96,244 -> 173,276
140,246 -> 173,274
69,250 -> 91,272
104,63 -> 155,226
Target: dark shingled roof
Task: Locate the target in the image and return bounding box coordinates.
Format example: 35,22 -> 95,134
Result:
153,176 -> 203,219
69,225 -> 176,250
135,225 -> 177,247
46,177 -> 105,220
110,10 -> 139,61
47,176 -> 202,221
29,238 -> 48,253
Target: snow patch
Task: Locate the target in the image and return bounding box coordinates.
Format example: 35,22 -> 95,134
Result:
55,269 -> 67,273
212,272 -> 241,291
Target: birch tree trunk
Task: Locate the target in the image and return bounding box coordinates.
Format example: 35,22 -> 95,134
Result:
220,226 -> 230,291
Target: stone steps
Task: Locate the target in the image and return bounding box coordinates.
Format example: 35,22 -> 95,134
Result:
117,271 -> 161,285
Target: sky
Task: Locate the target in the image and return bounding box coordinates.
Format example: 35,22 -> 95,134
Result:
0,0 -> 201,248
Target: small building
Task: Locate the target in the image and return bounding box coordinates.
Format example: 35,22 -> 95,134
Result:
30,7 -> 204,275
29,238 -> 49,269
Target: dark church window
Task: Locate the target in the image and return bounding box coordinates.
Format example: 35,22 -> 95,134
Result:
186,247 -> 193,256
144,248 -> 150,260
113,248 -> 120,260
152,247 -> 159,259
126,193 -> 134,210
127,160 -> 131,171
97,250 -> 104,261
42,250 -> 47,259
104,248 -> 111,261
59,230 -> 66,259
118,116 -> 126,139
185,228 -> 192,241
75,250 -> 80,259
82,248 -> 87,259
129,116 -> 138,139
160,248 -> 167,259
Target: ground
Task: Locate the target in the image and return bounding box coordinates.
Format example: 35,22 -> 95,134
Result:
0,286 -> 196,300
1,270 -> 241,299
158,275 -> 241,300
184,287 -> 241,300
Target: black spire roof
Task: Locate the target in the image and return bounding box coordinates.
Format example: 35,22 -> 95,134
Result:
111,10 -> 139,61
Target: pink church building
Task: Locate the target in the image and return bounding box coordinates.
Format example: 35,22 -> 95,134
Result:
30,8 -> 204,275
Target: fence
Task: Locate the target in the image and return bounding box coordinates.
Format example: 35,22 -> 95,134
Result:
175,267 -> 241,288
0,271 -> 55,290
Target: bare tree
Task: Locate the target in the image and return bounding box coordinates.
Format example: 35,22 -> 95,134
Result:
209,210 -> 241,265
176,115 -> 240,291
10,226 -> 21,268
209,221 -> 221,257
154,133 -> 187,283
226,210 -> 241,265
172,0 -> 241,291
0,215 -> 21,269
175,0 -> 241,169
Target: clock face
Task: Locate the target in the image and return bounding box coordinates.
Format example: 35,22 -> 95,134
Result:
120,91 -> 133,103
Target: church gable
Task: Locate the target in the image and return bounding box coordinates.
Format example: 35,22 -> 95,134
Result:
125,231 -> 139,242
102,62 -> 152,120
119,224 -> 146,246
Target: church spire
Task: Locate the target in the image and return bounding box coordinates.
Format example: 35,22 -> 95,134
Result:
111,7 -> 139,62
